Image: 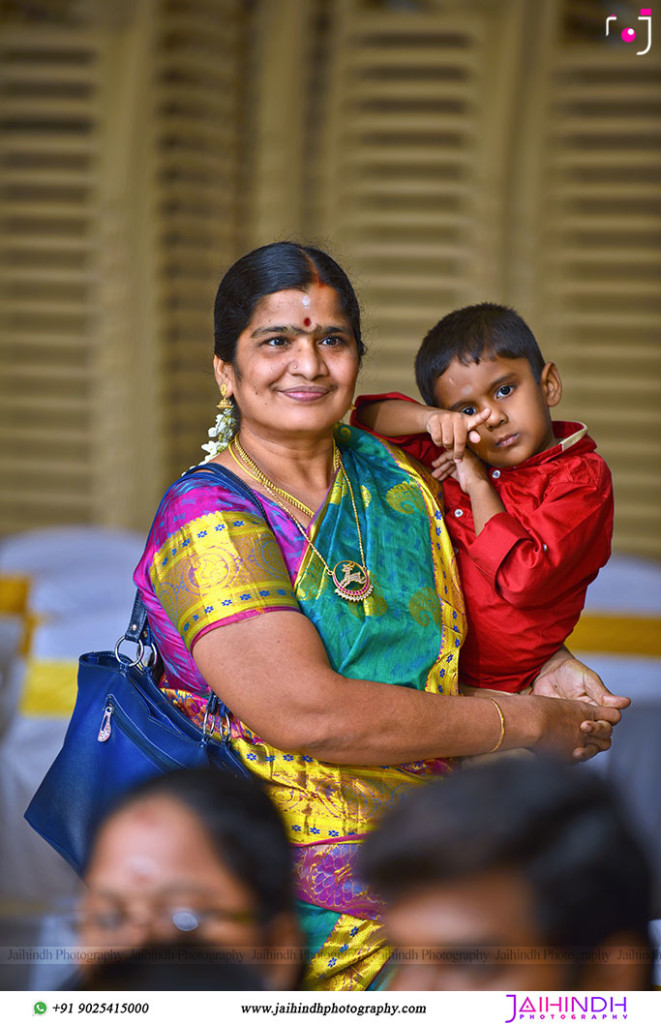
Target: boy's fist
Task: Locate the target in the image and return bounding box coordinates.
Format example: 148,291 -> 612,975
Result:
424,408 -> 489,461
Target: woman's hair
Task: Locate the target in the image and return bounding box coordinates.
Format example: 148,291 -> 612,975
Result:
95,768 -> 294,926
213,241 -> 365,365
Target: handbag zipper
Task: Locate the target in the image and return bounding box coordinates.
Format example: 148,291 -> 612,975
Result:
98,704 -> 113,742
97,696 -> 202,772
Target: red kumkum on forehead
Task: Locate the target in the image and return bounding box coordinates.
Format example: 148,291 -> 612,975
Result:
304,317 -> 311,326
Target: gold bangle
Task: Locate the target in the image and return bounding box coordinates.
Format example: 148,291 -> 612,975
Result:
486,698 -> 506,753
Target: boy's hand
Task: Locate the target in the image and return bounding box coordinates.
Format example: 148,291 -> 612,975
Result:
431,447 -> 489,489
431,449 -> 504,533
532,646 -> 631,709
430,451 -> 459,483
424,408 -> 489,462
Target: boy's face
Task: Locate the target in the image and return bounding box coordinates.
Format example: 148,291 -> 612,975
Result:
384,870 -> 572,991
432,355 -> 562,468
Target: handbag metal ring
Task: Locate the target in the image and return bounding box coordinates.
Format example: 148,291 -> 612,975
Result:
140,640 -> 159,668
220,710 -> 231,740
114,636 -> 145,666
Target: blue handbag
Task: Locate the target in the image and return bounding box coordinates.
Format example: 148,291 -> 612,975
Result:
24,464 -> 262,876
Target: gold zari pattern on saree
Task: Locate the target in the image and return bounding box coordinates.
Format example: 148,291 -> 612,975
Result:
305,915 -> 391,991
230,726 -> 445,845
149,511 -> 299,649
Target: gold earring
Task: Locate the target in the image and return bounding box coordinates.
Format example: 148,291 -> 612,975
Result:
217,382 -> 232,411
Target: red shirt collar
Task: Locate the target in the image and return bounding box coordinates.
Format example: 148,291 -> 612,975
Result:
508,421 -> 593,471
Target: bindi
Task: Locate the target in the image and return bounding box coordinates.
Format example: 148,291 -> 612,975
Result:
125,854 -> 158,880
304,317 -> 311,327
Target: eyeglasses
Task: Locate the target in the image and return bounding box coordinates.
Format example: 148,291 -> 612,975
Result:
75,890 -> 257,939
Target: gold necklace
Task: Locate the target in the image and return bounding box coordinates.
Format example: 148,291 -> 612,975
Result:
229,437 -> 373,603
230,435 -> 325,519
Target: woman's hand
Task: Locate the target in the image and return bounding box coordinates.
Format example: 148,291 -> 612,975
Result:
491,690 -> 621,763
531,646 -> 629,761
533,695 -> 621,763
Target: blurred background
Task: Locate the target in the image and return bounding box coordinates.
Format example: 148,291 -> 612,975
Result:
0,0 -> 659,555
0,0 -> 661,991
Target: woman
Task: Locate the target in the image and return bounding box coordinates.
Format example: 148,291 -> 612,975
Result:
78,767 -> 301,990
134,242 -> 622,990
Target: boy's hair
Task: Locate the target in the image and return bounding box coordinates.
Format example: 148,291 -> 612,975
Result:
415,302 -> 546,407
359,758 -> 652,961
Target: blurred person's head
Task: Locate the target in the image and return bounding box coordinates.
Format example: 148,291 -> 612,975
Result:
76,942 -> 266,991
415,303 -> 562,468
79,767 -> 302,989
360,759 -> 652,990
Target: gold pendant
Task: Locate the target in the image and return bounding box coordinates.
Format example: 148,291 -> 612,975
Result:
331,561 -> 373,602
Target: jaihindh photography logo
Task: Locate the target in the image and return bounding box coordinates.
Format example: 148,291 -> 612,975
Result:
605,7 -> 653,54
505,994 -> 628,1022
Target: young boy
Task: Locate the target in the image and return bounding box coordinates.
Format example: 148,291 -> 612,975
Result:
352,302 -> 614,694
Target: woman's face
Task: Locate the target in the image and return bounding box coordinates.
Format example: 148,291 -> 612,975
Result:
215,284 -> 359,441
80,796 -> 262,953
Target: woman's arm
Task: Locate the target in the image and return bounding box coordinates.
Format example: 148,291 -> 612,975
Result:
193,609 -> 620,764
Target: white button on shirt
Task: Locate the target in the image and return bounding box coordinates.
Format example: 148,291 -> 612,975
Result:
454,509 -> 464,518
492,469 -> 501,479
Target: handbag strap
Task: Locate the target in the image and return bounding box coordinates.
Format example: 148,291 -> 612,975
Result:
121,460 -> 273,724
180,461 -> 271,519
124,589 -> 149,644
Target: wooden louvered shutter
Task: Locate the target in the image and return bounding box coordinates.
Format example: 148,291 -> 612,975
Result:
0,25 -> 105,532
0,7 -> 165,532
511,21 -> 661,559
314,0 -> 525,396
0,2 -> 245,532
155,0 -> 244,480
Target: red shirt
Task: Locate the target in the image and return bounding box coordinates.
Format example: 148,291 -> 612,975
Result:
351,393 -> 614,692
